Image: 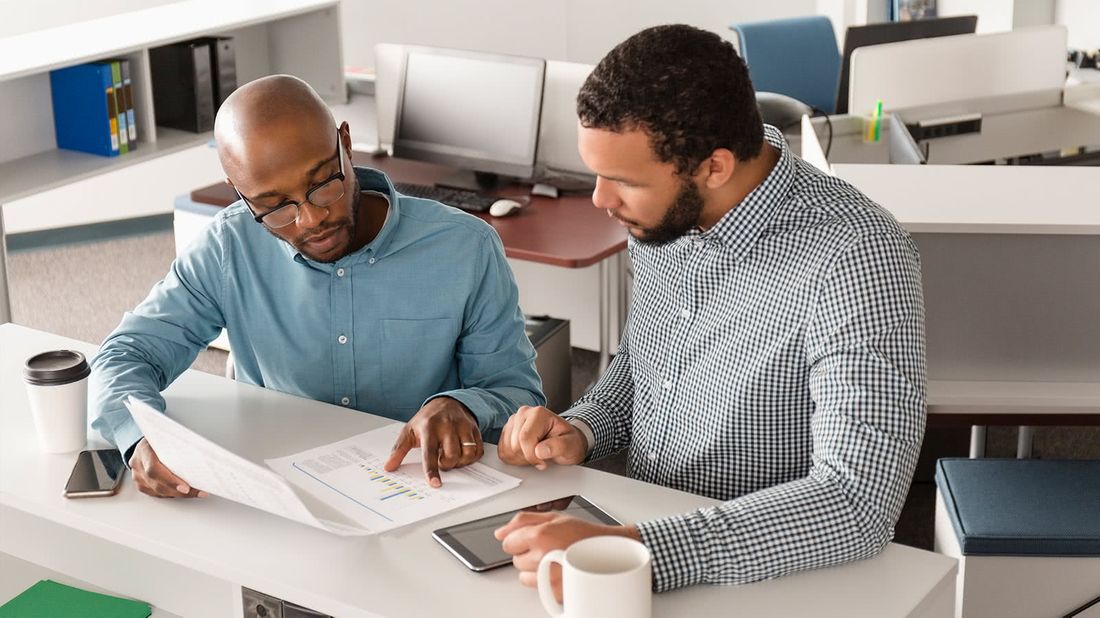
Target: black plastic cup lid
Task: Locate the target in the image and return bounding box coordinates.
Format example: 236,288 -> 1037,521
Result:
23,350 -> 91,386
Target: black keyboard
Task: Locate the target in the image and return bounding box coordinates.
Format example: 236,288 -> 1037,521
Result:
393,182 -> 496,213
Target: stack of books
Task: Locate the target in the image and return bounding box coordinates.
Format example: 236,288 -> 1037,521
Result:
50,59 -> 137,158
49,37 -> 237,157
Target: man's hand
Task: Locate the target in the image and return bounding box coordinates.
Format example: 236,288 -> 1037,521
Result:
497,406 -> 587,470
384,397 -> 483,487
494,511 -> 642,602
129,437 -> 207,498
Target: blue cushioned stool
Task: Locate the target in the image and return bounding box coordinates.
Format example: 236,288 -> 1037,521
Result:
934,458 -> 1100,617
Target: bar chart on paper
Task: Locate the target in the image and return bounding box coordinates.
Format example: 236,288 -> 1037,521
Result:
266,423 -> 521,533
363,464 -> 426,502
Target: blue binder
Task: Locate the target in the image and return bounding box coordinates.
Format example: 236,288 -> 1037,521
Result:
50,63 -> 119,157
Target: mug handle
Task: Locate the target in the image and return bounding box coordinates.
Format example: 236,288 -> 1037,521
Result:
537,549 -> 567,616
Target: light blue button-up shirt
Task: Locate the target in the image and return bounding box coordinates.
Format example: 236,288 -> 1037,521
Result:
91,167 -> 544,457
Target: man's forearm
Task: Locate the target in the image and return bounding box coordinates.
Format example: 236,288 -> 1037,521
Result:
634,468 -> 910,591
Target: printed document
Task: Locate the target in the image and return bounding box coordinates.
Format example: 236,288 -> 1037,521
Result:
125,397 -> 521,535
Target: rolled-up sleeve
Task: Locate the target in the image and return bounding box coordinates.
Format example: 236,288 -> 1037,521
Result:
90,221 -> 227,458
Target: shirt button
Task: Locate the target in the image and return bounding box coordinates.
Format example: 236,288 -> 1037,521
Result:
368,257 -> 376,264
680,308 -> 691,318
663,380 -> 673,390
338,335 -> 348,344
340,397 -> 350,406
336,268 -> 345,277
647,451 -> 657,461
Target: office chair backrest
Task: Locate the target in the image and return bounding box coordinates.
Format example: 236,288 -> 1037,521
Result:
755,91 -> 812,130
731,15 -> 840,114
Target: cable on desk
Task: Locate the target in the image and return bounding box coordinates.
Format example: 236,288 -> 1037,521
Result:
1062,591 -> 1100,618
779,107 -> 834,160
811,107 -> 834,160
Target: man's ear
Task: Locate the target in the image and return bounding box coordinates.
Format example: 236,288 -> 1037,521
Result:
701,148 -> 736,189
339,121 -> 352,152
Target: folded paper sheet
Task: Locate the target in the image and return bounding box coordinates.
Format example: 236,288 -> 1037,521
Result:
125,397 -> 520,535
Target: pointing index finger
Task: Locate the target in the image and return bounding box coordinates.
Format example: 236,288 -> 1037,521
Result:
421,430 -> 442,488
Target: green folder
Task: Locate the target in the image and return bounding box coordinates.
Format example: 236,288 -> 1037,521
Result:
0,580 -> 151,618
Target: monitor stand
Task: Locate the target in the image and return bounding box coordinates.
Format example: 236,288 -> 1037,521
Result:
435,170 -> 509,193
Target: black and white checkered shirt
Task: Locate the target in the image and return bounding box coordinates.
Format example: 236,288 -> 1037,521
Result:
563,126 -> 926,592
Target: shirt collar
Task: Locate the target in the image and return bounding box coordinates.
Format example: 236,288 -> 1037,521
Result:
282,166 -> 402,267
690,124 -> 794,261
353,166 -> 401,259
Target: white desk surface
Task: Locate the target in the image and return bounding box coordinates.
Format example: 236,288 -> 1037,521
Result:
0,323 -> 957,617
797,105 -> 1100,236
0,553 -> 181,618
833,163 -> 1100,235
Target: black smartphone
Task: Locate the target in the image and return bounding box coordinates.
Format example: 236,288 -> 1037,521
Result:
432,495 -> 620,571
64,448 -> 126,498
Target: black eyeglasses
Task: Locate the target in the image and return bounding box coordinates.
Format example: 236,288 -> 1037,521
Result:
234,132 -> 346,229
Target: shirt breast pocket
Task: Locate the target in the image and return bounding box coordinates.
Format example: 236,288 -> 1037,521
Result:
381,318 -> 460,412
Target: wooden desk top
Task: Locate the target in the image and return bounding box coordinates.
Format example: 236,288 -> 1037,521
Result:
190,153 -> 627,268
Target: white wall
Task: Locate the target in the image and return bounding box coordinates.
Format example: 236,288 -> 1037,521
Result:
0,0 -> 181,37
339,0 -> 819,71
1055,0 -> 1100,50
936,0 -> 1062,33
1013,0 -> 1055,29
937,0 -> 1014,32
932,0 -> 1099,53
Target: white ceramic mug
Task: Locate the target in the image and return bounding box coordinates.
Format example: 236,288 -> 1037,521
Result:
537,535 -> 652,618
23,350 -> 91,453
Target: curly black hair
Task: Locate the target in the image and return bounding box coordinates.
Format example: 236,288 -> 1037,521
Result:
577,24 -> 764,175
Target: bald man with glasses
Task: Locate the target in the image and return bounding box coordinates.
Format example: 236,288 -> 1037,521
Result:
90,75 -> 543,498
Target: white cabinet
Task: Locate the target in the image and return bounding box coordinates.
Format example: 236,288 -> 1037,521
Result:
5,142 -> 224,234
0,0 -> 345,232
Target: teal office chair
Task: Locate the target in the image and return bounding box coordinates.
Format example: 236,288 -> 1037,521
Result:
731,16 -> 841,114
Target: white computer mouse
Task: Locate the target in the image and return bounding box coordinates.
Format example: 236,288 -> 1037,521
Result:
489,199 -> 522,217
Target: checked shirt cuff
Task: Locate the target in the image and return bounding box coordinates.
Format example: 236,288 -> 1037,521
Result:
561,402 -> 618,461
636,512 -> 715,592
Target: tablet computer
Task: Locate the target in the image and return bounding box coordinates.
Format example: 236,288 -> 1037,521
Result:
432,495 -> 620,571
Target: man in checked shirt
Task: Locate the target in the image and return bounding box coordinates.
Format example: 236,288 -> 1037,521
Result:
495,24 -> 927,599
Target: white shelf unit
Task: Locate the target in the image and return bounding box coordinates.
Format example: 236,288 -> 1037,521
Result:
0,0 -> 345,229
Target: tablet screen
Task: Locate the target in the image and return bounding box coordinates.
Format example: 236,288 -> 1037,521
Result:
433,495 -> 620,571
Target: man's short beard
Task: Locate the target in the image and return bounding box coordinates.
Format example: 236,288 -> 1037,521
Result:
277,175 -> 361,262
634,176 -> 705,246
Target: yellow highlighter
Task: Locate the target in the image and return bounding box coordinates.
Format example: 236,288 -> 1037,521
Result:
863,99 -> 884,143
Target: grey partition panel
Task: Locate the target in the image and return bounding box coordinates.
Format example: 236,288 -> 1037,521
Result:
917,233 -> 1100,382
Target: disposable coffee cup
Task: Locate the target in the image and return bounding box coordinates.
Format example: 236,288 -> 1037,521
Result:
23,350 -> 91,453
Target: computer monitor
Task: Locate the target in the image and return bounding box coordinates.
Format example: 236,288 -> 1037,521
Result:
835,15 -> 978,114
393,47 -> 546,191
